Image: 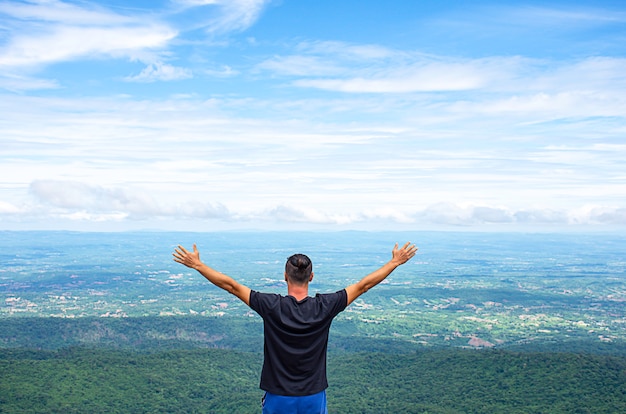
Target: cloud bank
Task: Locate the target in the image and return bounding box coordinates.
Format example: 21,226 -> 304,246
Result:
0,180 -> 618,231
0,1 -> 625,232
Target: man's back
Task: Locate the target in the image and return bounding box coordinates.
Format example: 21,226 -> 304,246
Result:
249,290 -> 348,396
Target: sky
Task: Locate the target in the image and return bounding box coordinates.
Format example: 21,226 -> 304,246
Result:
1,0 -> 625,233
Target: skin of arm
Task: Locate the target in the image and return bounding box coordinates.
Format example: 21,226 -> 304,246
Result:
345,242 -> 418,306
173,244 -> 251,306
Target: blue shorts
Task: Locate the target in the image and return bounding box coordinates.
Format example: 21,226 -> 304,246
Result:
262,390 -> 327,414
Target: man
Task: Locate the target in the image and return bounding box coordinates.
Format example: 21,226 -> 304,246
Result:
173,241 -> 418,413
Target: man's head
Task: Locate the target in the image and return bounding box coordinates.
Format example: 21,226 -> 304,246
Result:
285,253 -> 313,285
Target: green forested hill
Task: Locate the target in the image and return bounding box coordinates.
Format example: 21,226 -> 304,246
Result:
2,347 -> 625,414
0,348 -> 262,414
329,351 -> 626,413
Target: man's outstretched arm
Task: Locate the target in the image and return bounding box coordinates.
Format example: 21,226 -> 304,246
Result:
345,242 -> 418,306
173,244 -> 251,306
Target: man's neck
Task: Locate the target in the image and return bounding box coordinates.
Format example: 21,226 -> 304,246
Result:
287,283 -> 309,301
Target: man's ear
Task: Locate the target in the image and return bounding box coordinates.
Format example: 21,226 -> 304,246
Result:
284,272 -> 288,282
309,272 -> 314,282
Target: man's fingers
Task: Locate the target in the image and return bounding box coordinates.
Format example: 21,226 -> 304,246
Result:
399,242 -> 418,259
173,244 -> 200,264
173,245 -> 190,262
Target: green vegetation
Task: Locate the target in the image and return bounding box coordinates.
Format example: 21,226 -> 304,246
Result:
0,348 -> 262,414
2,347 -> 625,413
329,351 -> 626,413
2,317 -> 626,413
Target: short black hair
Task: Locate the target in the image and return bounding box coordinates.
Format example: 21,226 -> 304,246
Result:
285,253 -> 312,285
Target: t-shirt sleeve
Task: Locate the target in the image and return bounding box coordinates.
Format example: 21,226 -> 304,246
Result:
249,290 -> 261,314
329,289 -> 348,317
249,290 -> 279,317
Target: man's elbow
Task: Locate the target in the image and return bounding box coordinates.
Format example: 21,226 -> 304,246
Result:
224,283 -> 239,296
359,285 -> 371,296
362,280 -> 380,294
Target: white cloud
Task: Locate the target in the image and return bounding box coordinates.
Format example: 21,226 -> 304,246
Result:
416,203 -> 626,227
296,41 -> 397,60
174,0 -> 221,6
294,68 -> 483,93
427,4 -> 626,46
0,25 -> 177,68
256,55 -> 345,77
0,1 -> 178,71
125,62 -> 193,82
170,0 -> 271,34
258,45 -> 626,103
266,205 -> 361,225
0,0 -> 271,89
202,65 -> 239,77
513,209 -> 569,224
30,180 -> 156,213
569,205 -> 626,226
0,0 -> 135,25
29,180 -> 230,220
12,179 -> 626,229
506,5 -> 626,26
0,73 -> 59,92
202,0 -> 271,34
257,43 -> 495,92
0,201 -> 21,214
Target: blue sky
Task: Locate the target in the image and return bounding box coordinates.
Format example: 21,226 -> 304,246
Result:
1,0 -> 625,232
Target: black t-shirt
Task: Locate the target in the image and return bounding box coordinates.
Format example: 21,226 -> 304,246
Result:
249,289 -> 348,396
